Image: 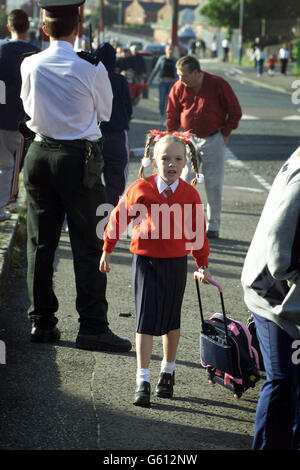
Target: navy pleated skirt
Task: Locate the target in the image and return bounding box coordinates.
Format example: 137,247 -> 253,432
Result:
132,254 -> 188,336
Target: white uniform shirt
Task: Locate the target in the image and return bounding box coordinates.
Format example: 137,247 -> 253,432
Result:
279,48 -> 290,60
155,175 -> 179,196
20,40 -> 113,141
222,39 -> 229,48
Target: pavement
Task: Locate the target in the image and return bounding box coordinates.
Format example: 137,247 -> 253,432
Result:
0,58 -> 298,456
0,185 -> 26,300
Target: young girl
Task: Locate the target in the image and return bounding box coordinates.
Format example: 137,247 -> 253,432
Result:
122,68 -> 148,106
100,130 -> 211,407
267,54 -> 276,76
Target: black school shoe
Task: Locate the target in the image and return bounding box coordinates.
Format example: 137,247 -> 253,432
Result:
155,372 -> 175,398
133,381 -> 151,407
206,230 -> 219,239
76,328 -> 132,352
30,326 -> 61,343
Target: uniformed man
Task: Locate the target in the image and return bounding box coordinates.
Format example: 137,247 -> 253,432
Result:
21,0 -> 132,352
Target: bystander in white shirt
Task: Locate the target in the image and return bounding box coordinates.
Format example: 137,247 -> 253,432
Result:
20,40 -> 113,141
279,47 -> 290,60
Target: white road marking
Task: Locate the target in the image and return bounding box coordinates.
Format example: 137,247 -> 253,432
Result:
242,114 -> 260,120
230,67 -> 243,75
282,115 -> 300,120
225,148 -> 272,192
224,185 -> 265,193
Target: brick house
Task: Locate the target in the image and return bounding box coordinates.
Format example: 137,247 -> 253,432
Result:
153,1 -> 215,45
124,0 -> 165,24
124,0 -> 199,25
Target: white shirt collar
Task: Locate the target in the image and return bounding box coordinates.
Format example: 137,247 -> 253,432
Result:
10,39 -> 29,43
155,175 -> 179,194
49,40 -> 75,52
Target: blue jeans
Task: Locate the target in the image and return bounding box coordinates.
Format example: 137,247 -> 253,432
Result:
256,59 -> 264,75
252,313 -> 300,450
159,81 -> 175,117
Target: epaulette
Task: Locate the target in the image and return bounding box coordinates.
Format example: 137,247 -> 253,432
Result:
23,51 -> 39,59
77,50 -> 101,65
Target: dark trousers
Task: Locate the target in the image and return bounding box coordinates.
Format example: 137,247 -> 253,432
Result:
102,130 -> 129,208
256,59 -> 264,75
252,313 -> 300,450
158,81 -> 175,117
280,58 -> 288,74
23,140 -> 109,334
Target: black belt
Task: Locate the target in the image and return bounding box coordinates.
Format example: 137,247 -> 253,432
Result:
34,133 -> 97,150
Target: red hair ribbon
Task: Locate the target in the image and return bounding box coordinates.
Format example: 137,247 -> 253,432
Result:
172,131 -> 192,144
149,129 -> 192,143
149,129 -> 168,142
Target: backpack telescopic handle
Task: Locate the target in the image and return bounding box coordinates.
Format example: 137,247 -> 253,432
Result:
195,276 -> 205,325
194,273 -> 230,345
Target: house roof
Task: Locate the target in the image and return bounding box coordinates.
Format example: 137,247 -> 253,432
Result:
107,0 -> 164,10
107,0 -> 198,14
106,0 -> 132,8
139,1 -> 165,12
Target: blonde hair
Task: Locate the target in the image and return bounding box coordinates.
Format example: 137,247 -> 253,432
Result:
139,132 -> 200,186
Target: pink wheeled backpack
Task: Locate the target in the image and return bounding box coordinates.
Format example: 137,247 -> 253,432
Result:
194,273 -> 261,398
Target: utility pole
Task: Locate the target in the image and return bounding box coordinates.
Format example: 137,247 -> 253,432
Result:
238,0 -> 244,65
99,0 -> 105,44
118,0 -> 122,34
171,0 -> 179,56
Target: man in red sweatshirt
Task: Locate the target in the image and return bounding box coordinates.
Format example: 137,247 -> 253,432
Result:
167,55 -> 242,239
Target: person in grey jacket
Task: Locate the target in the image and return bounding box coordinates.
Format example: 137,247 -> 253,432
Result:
148,44 -> 178,125
241,146 -> 300,450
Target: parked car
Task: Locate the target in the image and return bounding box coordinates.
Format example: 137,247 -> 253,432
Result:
142,44 -> 165,58
140,44 -> 165,68
128,40 -> 144,51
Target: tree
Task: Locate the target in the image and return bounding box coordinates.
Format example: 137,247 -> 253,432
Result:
244,0 -> 300,20
201,0 -> 300,30
201,0 -> 240,30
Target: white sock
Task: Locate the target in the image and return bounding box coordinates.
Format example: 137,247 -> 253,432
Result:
160,359 -> 175,375
136,368 -> 150,384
